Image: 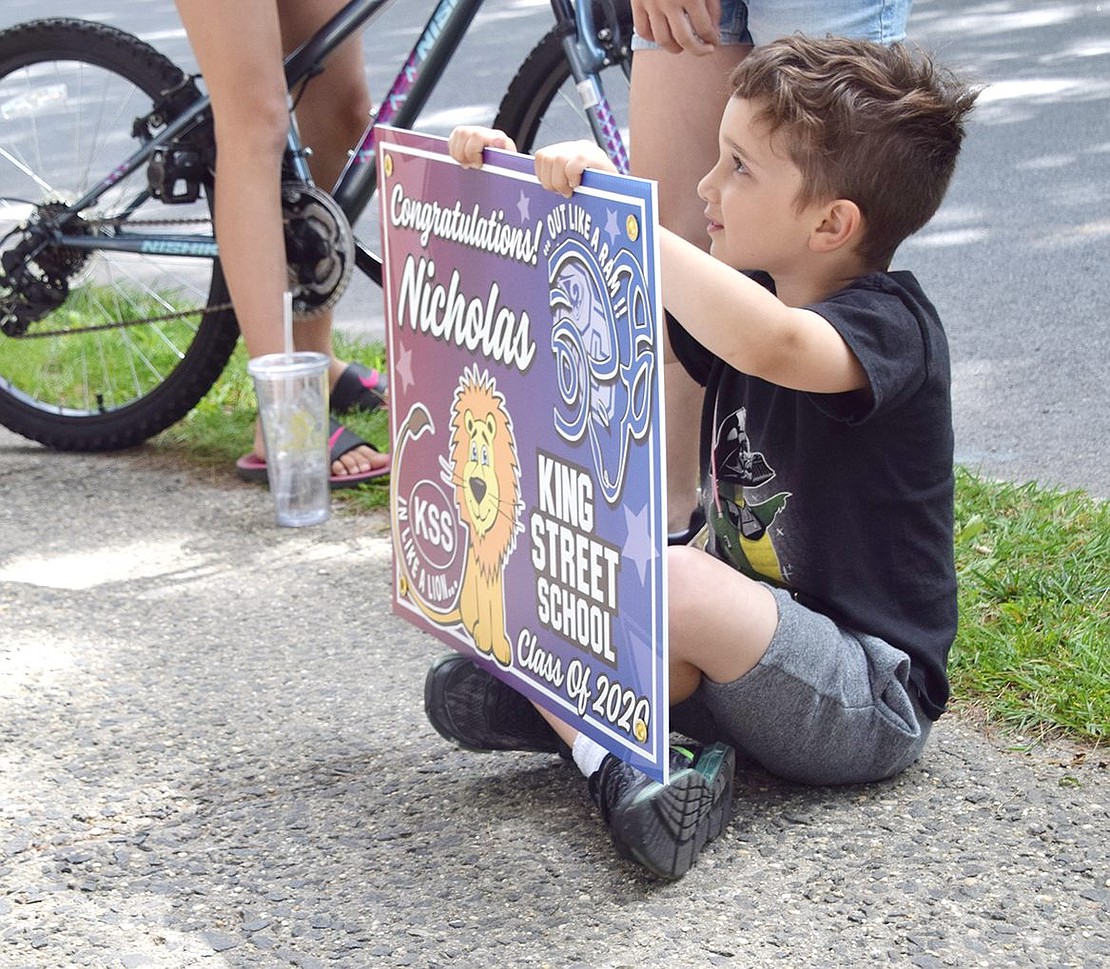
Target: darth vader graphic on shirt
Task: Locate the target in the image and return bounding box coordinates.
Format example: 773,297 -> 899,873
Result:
707,406 -> 790,584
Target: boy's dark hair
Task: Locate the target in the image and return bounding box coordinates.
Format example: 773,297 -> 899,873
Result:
731,36 -> 979,269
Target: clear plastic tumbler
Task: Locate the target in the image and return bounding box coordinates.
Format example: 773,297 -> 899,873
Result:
248,351 -> 330,527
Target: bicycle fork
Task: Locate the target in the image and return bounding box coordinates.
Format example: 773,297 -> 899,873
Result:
552,0 -> 630,173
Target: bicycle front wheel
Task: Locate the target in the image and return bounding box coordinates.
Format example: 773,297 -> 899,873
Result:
494,0 -> 633,157
0,18 -> 238,452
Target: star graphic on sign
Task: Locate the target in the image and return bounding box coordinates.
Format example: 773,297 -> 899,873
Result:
605,208 -> 621,245
517,190 -> 531,223
394,341 -> 415,394
622,501 -> 657,584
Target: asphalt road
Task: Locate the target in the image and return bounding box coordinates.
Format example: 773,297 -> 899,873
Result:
1,433 -> 1108,968
898,1 -> 1110,499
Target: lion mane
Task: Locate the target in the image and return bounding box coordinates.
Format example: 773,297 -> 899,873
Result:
448,367 -> 522,580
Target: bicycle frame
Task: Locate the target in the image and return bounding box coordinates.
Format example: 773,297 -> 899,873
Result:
54,0 -> 630,278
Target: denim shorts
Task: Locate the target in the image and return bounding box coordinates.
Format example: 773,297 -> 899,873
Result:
671,586 -> 932,786
631,0 -> 911,50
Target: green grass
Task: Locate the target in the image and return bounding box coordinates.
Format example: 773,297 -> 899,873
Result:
5,288 -> 210,409
156,339 -> 1110,747
952,468 -> 1109,746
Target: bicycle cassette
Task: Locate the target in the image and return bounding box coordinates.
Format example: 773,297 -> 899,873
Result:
281,182 -> 355,317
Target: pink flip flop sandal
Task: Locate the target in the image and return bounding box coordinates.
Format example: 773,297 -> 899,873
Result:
236,419 -> 389,490
330,361 -> 388,415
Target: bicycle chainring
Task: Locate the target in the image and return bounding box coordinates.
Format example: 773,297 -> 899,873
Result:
281,182 -> 355,318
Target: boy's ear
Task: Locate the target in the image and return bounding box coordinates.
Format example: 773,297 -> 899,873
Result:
809,199 -> 863,254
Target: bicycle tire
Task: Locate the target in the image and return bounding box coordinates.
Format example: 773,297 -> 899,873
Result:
493,0 -> 633,156
0,18 -> 238,452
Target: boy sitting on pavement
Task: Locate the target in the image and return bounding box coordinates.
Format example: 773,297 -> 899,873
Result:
425,35 -> 978,880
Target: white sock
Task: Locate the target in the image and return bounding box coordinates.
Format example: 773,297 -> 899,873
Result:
571,734 -> 608,778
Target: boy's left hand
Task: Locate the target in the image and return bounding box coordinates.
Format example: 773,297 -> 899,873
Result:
448,125 -> 518,168
534,140 -> 619,197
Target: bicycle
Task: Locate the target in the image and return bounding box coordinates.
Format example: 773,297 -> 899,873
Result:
0,0 -> 633,452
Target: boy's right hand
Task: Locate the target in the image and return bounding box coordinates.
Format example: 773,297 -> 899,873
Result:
448,125 -> 518,169
534,141 -> 619,198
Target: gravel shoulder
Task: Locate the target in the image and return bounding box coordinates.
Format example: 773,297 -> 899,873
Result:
1,434 -> 1108,968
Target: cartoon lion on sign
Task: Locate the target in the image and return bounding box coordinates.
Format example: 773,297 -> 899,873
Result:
393,366 -> 523,667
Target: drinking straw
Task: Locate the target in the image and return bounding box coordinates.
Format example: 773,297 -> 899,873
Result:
283,290 -> 294,360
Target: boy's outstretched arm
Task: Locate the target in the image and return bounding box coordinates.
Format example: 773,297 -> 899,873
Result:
445,128 -> 864,395
659,233 -> 868,395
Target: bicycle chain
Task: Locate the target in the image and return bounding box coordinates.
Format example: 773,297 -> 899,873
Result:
17,212 -> 228,338
22,300 -> 233,338
18,197 -> 341,337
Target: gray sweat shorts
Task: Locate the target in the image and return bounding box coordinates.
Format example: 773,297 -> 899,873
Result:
672,586 -> 932,785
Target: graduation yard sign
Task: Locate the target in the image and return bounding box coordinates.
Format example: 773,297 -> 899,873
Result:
376,128 -> 670,781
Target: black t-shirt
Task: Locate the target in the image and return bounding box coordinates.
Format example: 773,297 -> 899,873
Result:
669,270 -> 957,719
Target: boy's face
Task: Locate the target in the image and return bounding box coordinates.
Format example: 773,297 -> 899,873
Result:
698,98 -> 825,276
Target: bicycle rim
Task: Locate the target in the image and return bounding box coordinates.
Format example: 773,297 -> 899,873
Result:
0,19 -> 238,452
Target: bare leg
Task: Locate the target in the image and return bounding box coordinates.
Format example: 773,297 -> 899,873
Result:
629,46 -> 750,532
175,0 -> 386,477
538,543 -> 775,750
664,544 -> 777,701
277,0 -> 387,476
174,2 -> 288,361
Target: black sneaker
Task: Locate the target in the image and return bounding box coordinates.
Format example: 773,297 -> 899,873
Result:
589,742 -> 735,880
424,653 -> 566,755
